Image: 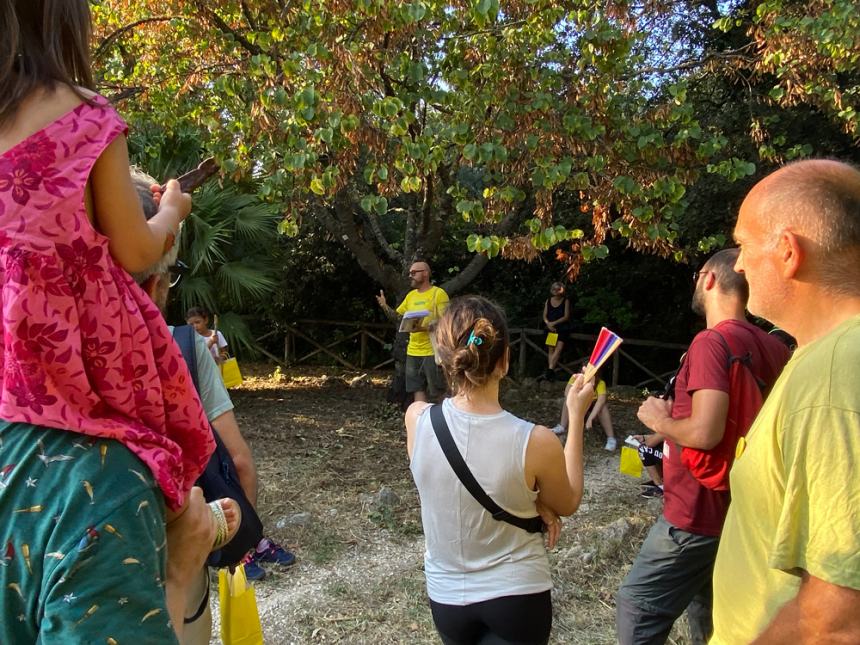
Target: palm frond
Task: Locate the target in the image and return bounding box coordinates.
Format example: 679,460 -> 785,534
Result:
173,276 -> 218,317
216,261 -> 279,308
214,311 -> 259,357
184,217 -> 230,273
231,202 -> 281,241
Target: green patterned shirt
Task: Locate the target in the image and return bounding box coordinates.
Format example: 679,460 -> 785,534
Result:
0,421 -> 177,643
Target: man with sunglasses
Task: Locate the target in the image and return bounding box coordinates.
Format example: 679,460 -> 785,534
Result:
616,249 -> 789,645
376,260 -> 449,402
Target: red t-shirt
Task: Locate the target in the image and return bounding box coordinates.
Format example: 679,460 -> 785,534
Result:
663,320 -> 790,536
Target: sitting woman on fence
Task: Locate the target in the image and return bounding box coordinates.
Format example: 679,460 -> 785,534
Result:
406,295 -> 593,645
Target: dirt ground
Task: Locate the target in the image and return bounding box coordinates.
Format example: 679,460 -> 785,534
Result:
208,365 -> 695,644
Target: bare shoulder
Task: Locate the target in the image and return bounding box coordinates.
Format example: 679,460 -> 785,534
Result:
405,401 -> 432,428
42,84 -> 92,114
529,425 -> 563,454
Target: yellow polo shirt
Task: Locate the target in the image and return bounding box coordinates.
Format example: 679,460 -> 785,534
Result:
396,286 -> 449,357
711,315 -> 860,643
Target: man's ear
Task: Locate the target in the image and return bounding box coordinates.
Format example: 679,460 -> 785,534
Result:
779,230 -> 804,279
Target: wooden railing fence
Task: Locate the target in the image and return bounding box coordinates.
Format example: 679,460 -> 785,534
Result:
268,320 -> 686,389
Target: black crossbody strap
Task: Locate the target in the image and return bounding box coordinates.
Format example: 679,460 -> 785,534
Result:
428,404 -> 544,534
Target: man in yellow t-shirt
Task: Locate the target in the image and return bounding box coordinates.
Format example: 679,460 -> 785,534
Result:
376,260 -> 449,402
712,159 -> 860,643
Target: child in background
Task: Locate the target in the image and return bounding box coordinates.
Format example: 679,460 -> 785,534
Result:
552,368 -> 617,450
186,306 -> 229,365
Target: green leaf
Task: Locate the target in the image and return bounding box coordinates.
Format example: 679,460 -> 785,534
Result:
310,177 -> 326,195
404,1 -> 427,22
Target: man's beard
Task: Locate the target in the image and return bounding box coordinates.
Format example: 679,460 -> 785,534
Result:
691,287 -> 705,317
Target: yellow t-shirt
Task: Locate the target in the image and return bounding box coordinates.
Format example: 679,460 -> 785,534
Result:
568,376 -> 606,400
711,314 -> 860,644
396,286 -> 449,357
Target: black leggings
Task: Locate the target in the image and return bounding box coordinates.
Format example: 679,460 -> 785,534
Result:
429,590 -> 552,645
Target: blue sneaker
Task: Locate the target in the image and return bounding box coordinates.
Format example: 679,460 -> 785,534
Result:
254,539 -> 296,567
243,559 -> 267,581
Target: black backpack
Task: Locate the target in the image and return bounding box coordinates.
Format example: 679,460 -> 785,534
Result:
173,325 -> 263,568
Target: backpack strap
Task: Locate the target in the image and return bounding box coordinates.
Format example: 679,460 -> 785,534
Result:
428,404 -> 544,534
172,325 -> 200,394
707,327 -> 767,392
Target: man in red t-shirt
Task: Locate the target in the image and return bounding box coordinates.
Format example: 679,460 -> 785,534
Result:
615,248 -> 790,645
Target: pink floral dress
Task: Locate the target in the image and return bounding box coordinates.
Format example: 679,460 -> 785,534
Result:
0,95 -> 213,510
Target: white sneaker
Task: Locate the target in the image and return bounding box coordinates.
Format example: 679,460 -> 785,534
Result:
604,437 -> 618,451
551,424 -> 566,436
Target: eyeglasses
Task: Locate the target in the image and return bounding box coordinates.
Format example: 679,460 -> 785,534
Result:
168,260 -> 188,288
692,270 -> 712,283
408,269 -> 427,276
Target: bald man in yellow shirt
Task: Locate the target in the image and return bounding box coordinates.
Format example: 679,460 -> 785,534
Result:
712,160 -> 860,643
376,260 -> 449,402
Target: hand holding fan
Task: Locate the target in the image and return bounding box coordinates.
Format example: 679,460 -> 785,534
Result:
582,327 -> 623,383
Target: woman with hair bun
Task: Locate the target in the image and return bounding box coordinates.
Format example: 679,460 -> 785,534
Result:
406,295 -> 594,644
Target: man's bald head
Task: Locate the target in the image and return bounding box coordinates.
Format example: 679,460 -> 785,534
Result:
743,159 -> 860,294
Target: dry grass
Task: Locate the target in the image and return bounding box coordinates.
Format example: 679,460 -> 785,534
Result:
218,365 -> 694,644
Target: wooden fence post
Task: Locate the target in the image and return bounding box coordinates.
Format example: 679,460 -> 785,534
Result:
612,351 -> 620,387
360,329 -> 368,368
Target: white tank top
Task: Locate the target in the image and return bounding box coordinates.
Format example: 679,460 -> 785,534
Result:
410,398 -> 552,605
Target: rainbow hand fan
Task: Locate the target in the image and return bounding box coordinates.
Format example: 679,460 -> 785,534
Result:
583,327 -> 623,383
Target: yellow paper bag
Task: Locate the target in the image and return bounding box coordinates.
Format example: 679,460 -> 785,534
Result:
221,357 -> 244,388
620,446 -> 643,478
545,333 -> 558,347
219,564 -> 264,645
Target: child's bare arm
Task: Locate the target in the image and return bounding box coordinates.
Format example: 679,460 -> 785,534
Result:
89,135 -> 190,272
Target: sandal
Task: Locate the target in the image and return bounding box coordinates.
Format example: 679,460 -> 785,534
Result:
209,499 -> 241,551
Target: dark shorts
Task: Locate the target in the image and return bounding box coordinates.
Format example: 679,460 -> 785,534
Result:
430,590 -> 552,645
616,516 -> 719,645
405,354 -> 445,396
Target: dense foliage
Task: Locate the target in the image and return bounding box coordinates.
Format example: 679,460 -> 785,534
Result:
94,0 -> 859,358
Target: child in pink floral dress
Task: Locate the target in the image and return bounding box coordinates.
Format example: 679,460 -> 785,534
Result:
0,30 -> 213,514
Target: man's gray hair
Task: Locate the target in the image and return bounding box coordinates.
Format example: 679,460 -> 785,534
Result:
129,166 -> 182,285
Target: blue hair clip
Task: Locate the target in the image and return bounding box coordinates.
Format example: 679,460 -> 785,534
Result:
466,330 -> 483,347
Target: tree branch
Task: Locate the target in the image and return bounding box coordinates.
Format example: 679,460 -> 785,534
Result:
363,209 -> 402,263
623,46 -> 755,79
94,16 -> 179,59
439,252 -> 490,296
240,1 -> 258,30
319,194 -> 402,295
195,2 -> 263,56
440,201 -> 531,296
402,197 -> 419,265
